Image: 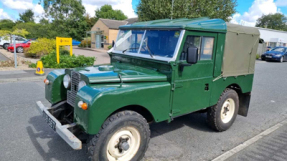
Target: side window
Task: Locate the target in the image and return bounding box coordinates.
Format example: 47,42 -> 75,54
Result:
180,35 -> 214,60
200,37 -> 214,60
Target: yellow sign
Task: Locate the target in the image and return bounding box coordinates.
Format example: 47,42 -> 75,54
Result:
56,37 -> 73,64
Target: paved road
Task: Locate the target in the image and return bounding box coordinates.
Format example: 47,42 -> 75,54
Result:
72,47 -> 110,65
0,60 -> 287,161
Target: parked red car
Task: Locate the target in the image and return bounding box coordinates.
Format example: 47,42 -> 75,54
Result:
7,39 -> 35,53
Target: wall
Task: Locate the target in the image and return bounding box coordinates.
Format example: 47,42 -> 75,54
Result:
90,20 -> 109,48
258,28 -> 287,47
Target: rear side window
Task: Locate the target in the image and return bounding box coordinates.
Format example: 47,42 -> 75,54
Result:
180,36 -> 214,60
200,37 -> 214,60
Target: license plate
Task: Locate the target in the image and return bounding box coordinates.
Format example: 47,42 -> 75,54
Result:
266,56 -> 272,58
42,111 -> 56,131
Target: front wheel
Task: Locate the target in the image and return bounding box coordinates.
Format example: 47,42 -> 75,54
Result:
87,111 -> 150,161
280,57 -> 284,63
207,88 -> 239,132
17,47 -> 24,53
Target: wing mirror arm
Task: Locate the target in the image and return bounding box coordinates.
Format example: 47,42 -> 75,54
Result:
179,47 -> 199,72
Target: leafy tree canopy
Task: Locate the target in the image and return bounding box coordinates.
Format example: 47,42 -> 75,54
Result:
137,0 -> 237,22
44,0 -> 87,40
256,13 -> 287,31
0,19 -> 16,31
95,4 -> 127,20
85,14 -> 98,29
19,9 -> 34,23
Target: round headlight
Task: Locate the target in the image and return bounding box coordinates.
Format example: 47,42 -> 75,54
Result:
78,81 -> 86,91
63,74 -> 71,88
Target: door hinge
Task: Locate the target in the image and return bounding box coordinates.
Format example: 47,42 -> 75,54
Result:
172,83 -> 175,91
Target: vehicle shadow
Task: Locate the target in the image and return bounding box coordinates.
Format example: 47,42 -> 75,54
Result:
27,112 -> 212,161
27,116 -> 88,161
149,112 -> 214,138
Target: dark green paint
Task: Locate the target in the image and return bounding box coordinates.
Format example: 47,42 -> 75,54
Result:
44,18 -> 256,135
45,69 -> 66,104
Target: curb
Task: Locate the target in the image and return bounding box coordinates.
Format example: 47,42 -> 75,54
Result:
0,76 -> 46,83
212,118 -> 287,161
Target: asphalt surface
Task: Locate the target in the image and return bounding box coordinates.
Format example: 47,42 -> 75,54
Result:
0,60 -> 287,161
72,47 -> 110,65
226,124 -> 287,161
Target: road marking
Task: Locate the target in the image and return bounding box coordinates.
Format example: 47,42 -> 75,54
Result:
212,119 -> 287,161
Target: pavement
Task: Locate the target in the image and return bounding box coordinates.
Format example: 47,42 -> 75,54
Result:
71,46 -> 110,65
0,60 -> 287,161
0,52 -> 8,61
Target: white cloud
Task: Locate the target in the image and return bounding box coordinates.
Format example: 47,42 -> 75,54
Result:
2,0 -> 44,22
82,0 -> 137,18
230,0 -> 279,27
0,9 -> 12,20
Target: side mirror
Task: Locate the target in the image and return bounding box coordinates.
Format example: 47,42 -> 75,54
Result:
112,40 -> 115,47
179,47 -> 198,72
187,47 -> 198,64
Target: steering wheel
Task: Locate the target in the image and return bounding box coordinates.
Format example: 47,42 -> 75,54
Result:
130,43 -> 141,52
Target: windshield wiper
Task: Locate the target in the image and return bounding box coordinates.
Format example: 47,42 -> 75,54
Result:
146,43 -> 154,58
122,48 -> 139,53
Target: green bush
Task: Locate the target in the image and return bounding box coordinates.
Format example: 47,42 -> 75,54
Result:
25,38 -> 56,58
79,38 -> 91,48
108,45 -> 112,49
256,54 -> 260,59
29,50 -> 95,68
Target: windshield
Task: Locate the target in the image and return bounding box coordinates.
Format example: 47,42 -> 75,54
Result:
23,40 -> 30,43
271,47 -> 285,52
114,29 -> 181,58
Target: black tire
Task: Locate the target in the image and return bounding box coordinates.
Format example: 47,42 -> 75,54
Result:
3,43 -> 9,50
87,110 -> 150,161
207,88 -> 239,132
16,47 -> 24,53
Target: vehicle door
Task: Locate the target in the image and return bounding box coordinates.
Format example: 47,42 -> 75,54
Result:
171,31 -> 217,117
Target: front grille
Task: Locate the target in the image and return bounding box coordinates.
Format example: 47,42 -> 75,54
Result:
67,71 -> 81,107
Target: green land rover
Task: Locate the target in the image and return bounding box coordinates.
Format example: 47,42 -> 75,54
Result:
36,18 -> 259,161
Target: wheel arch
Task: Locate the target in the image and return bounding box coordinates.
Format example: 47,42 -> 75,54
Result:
108,105 -> 155,123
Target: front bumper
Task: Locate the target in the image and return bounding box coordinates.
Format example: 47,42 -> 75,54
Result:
265,56 -> 281,61
36,101 -> 82,150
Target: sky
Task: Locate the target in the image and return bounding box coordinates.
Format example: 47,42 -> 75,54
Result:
0,0 -> 287,27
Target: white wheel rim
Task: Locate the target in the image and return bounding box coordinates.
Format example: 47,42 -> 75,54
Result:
220,98 -> 235,123
107,126 -> 141,161
281,57 -> 283,62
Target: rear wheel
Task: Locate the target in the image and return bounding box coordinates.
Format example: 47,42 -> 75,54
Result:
87,111 -> 150,161
3,43 -> 9,50
16,47 -> 24,53
207,88 -> 239,132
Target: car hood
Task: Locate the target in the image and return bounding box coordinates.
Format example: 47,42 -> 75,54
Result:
264,51 -> 283,55
70,64 -> 168,84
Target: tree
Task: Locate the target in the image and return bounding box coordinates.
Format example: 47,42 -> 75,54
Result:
95,5 -> 127,20
256,13 -> 287,31
0,19 -> 16,31
0,29 -> 29,43
19,9 -> 34,23
85,14 -> 98,29
44,0 -> 87,40
137,0 -> 237,22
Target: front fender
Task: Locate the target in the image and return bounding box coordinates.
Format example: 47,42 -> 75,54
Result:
76,82 -> 171,134
46,69 -> 66,104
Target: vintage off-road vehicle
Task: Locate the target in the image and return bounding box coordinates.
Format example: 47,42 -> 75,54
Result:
36,18 -> 259,161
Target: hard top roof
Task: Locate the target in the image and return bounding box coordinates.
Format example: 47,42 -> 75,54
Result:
119,17 -> 260,35
119,17 -> 227,33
